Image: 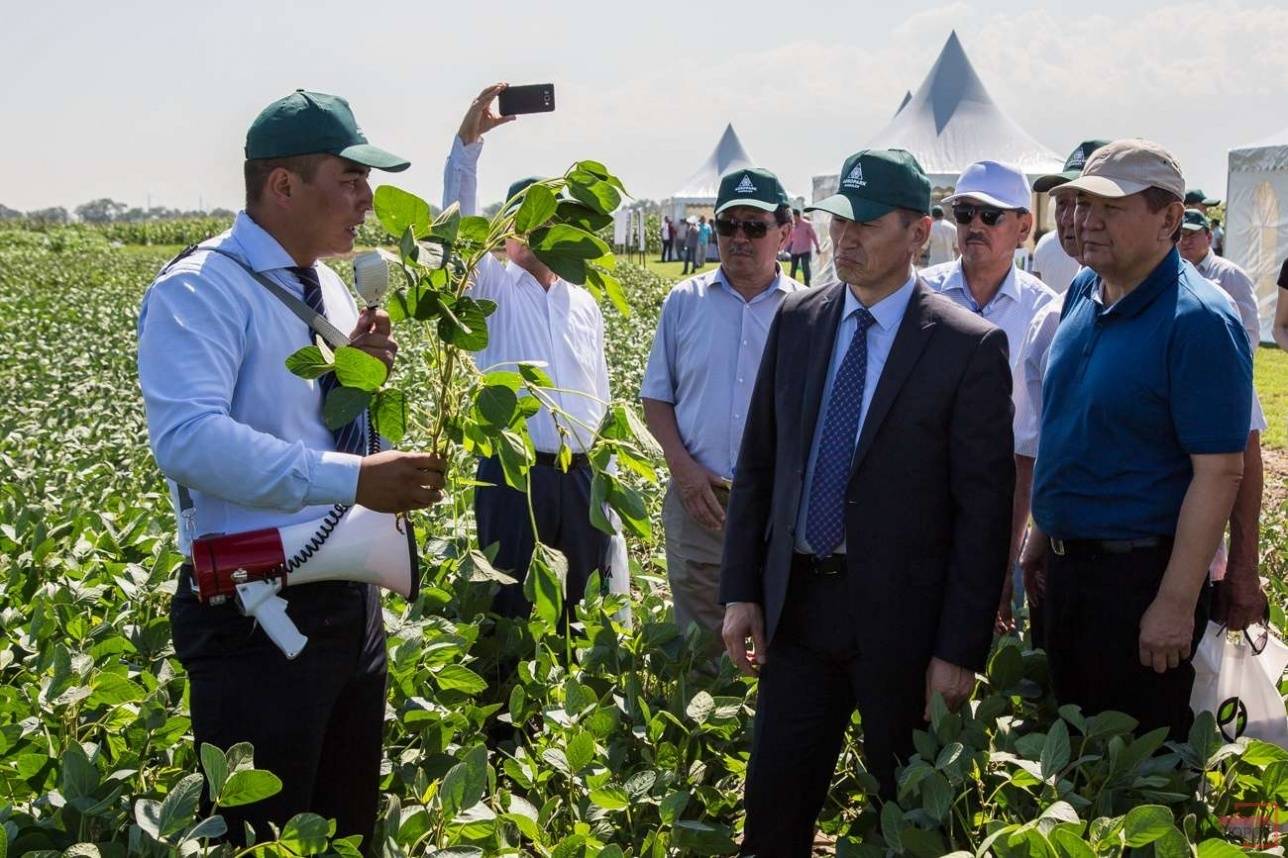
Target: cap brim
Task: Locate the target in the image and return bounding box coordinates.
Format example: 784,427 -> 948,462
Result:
1180,224 -> 1205,232
336,143 -> 411,172
941,191 -> 1027,210
1058,174 -> 1149,198
805,193 -> 897,224
715,197 -> 778,215
1033,170 -> 1079,193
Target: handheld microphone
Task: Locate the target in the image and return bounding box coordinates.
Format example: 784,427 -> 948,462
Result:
352,250 -> 392,308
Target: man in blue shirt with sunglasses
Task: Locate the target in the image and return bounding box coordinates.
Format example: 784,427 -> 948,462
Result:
921,160 -> 1057,632
642,168 -> 799,654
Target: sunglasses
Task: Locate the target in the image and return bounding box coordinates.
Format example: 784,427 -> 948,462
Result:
715,217 -> 772,239
952,205 -> 1009,227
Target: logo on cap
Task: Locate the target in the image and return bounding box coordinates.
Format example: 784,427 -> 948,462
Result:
735,174 -> 757,194
1069,151 -> 1086,169
842,163 -> 867,189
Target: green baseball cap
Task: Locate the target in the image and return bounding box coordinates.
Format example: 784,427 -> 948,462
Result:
245,89 -> 410,172
1033,139 -> 1110,193
506,176 -> 545,208
715,167 -> 789,214
1182,208 -> 1211,232
1184,189 -> 1219,206
806,149 -> 930,222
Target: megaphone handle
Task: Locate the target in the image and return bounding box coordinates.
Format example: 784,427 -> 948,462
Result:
235,581 -> 308,659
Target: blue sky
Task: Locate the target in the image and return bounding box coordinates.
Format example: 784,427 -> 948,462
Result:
3,0 -> 1286,212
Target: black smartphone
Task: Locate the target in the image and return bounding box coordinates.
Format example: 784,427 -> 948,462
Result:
498,84 -> 555,116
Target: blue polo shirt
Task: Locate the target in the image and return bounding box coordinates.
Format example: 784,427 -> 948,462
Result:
1032,248 -> 1251,540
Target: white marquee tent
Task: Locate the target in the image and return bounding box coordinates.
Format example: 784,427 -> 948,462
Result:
811,31 -> 1064,282
663,124 -> 756,221
1226,127 -> 1288,343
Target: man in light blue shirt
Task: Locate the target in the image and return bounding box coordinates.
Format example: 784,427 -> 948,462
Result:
642,167 -> 797,648
921,159 -> 1057,632
137,90 -> 442,848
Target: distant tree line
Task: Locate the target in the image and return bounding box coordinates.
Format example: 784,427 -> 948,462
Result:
0,198 -> 235,225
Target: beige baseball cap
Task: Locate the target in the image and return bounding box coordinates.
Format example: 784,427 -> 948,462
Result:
1059,138 -> 1185,199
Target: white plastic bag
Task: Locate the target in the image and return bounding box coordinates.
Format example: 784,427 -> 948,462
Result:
1190,621 -> 1288,747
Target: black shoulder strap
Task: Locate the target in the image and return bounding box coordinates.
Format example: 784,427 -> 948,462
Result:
160,244 -> 348,349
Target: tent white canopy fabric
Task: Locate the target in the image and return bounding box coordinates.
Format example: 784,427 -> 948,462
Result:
1226,127 -> 1288,343
664,124 -> 756,220
810,31 -> 1063,283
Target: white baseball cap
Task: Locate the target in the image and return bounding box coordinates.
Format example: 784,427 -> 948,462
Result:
942,160 -> 1031,210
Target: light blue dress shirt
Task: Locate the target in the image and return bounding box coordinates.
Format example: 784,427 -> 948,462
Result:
640,266 -> 800,479
137,212 -> 363,555
795,273 -> 917,554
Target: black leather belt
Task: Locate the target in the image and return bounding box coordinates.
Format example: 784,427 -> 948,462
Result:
792,552 -> 846,575
1049,536 -> 1171,558
534,451 -> 590,469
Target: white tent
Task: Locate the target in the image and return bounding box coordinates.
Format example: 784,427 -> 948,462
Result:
664,124 -> 756,221
811,31 -> 1064,283
1226,127 -> 1288,343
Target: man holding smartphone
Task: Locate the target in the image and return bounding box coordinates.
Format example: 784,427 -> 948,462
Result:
442,84 -> 613,625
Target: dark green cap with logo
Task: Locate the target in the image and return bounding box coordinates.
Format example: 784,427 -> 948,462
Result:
806,149 -> 930,222
1182,208 -> 1211,232
1033,139 -> 1110,193
245,89 -> 410,172
1185,189 -> 1219,206
715,167 -> 789,214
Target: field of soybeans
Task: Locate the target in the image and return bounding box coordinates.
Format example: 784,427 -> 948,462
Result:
4,219 -> 1288,857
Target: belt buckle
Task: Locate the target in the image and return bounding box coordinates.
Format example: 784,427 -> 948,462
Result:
1050,538 -> 1066,557
814,556 -> 841,575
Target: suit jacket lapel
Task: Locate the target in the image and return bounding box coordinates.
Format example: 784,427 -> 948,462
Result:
849,281 -> 937,477
798,282 -> 846,471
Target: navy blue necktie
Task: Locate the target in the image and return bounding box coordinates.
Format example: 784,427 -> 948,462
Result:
291,266 -> 367,455
804,306 -> 877,556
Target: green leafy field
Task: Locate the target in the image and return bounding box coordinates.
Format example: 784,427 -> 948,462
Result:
3,231 -> 1288,856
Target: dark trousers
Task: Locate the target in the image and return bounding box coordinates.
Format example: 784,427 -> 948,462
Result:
741,562 -> 926,857
474,456 -> 611,619
681,244 -> 697,274
171,577 -> 387,852
790,251 -> 813,285
1045,541 -> 1209,740
660,238 -> 674,262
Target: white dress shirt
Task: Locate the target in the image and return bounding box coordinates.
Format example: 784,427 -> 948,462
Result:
926,218 -> 958,265
443,136 -> 610,453
640,266 -> 801,479
137,212 -> 362,555
1031,231 -> 1081,295
1190,253 -> 1267,433
921,260 -> 1057,441
796,273 -> 917,554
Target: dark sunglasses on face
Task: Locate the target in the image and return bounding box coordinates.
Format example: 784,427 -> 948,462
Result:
952,205 -> 1008,227
715,217 -> 772,239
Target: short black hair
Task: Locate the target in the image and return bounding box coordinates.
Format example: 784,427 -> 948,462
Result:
244,154 -> 326,207
775,205 -> 793,226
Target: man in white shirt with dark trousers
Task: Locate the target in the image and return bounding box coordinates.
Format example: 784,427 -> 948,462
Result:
442,84 -> 613,623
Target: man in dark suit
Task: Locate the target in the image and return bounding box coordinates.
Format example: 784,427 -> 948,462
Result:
719,149 -> 1015,857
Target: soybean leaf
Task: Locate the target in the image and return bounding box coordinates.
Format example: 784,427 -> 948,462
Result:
1123,805 -> 1174,847
430,203 -> 462,244
285,346 -> 332,380
323,386 -> 371,431
158,773 -> 204,838
525,546 -> 564,627
333,346 -> 388,392
529,225 -> 612,285
555,199 -> 613,233
586,267 -> 630,317
588,785 -> 629,811
518,362 -> 554,388
457,216 -> 491,246
566,731 -> 596,773
374,186 -> 432,240
280,813 -> 332,856
686,691 -> 715,725
220,769 -> 283,808
566,173 -> 621,214
372,389 -> 406,443
573,160 -> 627,193
671,821 -> 738,856
435,664 -> 487,695
438,296 -> 490,351
200,743 -> 229,803
477,385 -> 518,428
515,185 -> 558,233
1041,720 -> 1071,782
659,790 -> 690,826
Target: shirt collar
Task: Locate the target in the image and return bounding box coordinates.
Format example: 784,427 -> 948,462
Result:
1198,249 -> 1217,270
712,265 -> 793,303
1090,247 -> 1181,319
842,269 -> 917,332
942,259 -> 1019,311
231,211 -> 303,274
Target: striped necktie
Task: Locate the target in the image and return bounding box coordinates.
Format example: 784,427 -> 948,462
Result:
290,266 -> 367,455
804,306 -> 876,556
